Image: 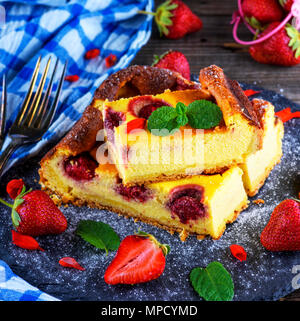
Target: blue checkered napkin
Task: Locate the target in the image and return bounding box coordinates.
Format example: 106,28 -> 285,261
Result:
0,260 -> 59,301
0,0 -> 153,173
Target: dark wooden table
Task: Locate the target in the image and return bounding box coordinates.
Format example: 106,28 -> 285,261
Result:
132,0 -> 300,301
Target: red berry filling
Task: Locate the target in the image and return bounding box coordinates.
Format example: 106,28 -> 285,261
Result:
128,96 -> 171,120
115,183 -> 152,203
104,107 -> 125,142
166,184 -> 206,224
64,153 -> 98,181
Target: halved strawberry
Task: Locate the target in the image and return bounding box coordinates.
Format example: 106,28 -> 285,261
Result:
104,231 -> 169,284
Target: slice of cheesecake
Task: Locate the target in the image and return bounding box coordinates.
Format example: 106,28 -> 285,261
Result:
94,65 -> 263,185
40,143 -> 248,240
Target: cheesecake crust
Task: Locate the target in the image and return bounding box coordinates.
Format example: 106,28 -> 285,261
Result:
95,65 -> 201,101
199,65 -> 261,128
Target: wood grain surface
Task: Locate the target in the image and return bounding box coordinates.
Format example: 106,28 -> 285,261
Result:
132,0 -> 300,301
133,0 -> 300,104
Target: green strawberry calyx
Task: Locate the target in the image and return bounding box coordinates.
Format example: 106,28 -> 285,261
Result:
136,230 -> 170,256
138,0 -> 178,37
279,0 -> 288,7
0,185 -> 32,228
286,24 -> 300,58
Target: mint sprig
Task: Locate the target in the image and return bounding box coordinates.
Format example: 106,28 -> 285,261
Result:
190,261 -> 234,301
147,100 -> 222,136
76,220 -> 120,254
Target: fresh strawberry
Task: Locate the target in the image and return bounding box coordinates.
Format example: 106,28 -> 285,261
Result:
261,199 -> 300,251
152,50 -> 190,80
0,186 -> 67,236
104,231 -> 170,284
279,0 -> 294,12
242,0 -> 284,25
140,0 -> 202,39
249,22 -> 300,66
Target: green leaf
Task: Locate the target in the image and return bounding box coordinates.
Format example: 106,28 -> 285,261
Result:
190,262 -> 234,301
286,24 -> 300,58
176,102 -> 187,115
186,100 -> 223,129
176,113 -> 188,127
147,106 -> 180,136
76,220 -> 120,254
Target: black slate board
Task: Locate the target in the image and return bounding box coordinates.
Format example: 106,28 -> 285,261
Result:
0,81 -> 299,301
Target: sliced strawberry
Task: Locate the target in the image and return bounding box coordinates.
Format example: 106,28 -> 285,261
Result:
126,118 -> 146,134
104,232 -> 169,284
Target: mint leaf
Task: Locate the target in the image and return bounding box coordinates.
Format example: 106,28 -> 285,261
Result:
186,100 -> 222,129
190,261 -> 234,301
176,102 -> 187,115
176,113 -> 188,128
147,106 -> 180,136
76,220 -> 120,254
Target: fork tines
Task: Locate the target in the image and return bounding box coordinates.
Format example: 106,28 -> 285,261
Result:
14,56 -> 67,130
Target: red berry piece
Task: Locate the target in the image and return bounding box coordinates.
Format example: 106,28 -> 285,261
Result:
64,153 -> 98,181
114,183 -> 152,203
166,184 -> 206,224
126,118 -> 146,134
12,230 -> 44,251
65,75 -> 79,82
6,179 -> 24,199
105,54 -> 117,68
85,48 -> 100,60
128,96 -> 171,119
59,257 -> 85,271
229,244 -> 247,262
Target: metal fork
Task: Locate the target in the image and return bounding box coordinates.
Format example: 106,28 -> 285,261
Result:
0,56 -> 67,178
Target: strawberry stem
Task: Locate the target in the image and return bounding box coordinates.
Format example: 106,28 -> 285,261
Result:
137,10 -> 156,16
0,198 -> 13,208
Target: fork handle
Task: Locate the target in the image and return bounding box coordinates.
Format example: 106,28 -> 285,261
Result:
0,140 -> 19,179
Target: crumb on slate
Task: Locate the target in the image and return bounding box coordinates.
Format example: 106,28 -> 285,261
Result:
253,199 -> 265,205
